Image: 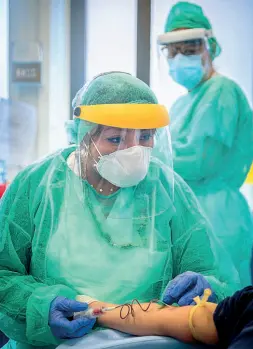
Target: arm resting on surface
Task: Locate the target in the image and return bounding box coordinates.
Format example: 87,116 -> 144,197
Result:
92,301 -> 218,345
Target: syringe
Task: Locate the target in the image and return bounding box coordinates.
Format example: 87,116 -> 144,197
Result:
74,306 -> 117,320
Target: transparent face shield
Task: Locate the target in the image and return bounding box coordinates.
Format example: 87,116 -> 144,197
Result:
67,123 -> 174,222
0,98 -> 36,182
157,28 -> 212,57
160,38 -> 208,59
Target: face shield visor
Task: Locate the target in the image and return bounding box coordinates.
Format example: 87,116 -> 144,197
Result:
67,104 -> 174,222
160,37 -> 207,59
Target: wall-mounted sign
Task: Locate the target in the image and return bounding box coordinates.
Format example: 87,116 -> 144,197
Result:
12,62 -> 41,84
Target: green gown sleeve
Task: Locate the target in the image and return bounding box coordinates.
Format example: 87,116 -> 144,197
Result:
171,173 -> 241,301
172,78 -> 252,181
0,169 -> 77,346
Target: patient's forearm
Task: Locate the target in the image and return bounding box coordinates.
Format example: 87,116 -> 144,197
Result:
93,301 -> 218,344
98,303 -> 193,342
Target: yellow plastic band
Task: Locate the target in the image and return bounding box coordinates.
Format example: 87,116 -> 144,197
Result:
245,164 -> 253,184
188,288 -> 212,341
74,104 -> 170,129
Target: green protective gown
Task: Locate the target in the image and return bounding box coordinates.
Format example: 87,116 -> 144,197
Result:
170,75 -> 253,287
0,146 -> 240,349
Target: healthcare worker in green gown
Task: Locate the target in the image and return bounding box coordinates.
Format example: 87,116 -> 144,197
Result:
0,72 -> 239,349
157,2 -> 253,287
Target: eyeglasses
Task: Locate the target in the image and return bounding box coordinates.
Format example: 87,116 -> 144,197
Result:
161,39 -> 206,59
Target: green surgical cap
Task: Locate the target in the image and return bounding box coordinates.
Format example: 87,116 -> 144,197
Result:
164,1 -> 221,59
73,72 -> 158,107
67,72 -> 158,144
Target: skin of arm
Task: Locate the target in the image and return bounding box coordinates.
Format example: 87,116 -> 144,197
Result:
90,301 -> 219,345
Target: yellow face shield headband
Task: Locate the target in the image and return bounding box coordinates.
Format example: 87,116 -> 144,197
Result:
73,104 -> 169,129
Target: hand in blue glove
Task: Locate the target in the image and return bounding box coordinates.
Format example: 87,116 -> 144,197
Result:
49,297 -> 96,339
162,271 -> 217,306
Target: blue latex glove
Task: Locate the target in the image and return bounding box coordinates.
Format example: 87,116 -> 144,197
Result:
49,297 -> 96,339
162,271 -> 217,306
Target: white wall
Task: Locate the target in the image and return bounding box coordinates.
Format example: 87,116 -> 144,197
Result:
7,0 -> 137,160
151,0 -> 253,109
9,0 -> 70,159
48,0 -> 70,152
86,0 -> 137,80
0,0 -> 9,99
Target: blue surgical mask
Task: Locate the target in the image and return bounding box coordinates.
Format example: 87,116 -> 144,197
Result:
168,54 -> 204,90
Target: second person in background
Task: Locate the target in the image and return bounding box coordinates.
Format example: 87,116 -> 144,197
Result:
158,1 -> 253,287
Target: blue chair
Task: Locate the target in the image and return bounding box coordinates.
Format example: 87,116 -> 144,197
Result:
57,329 -> 217,349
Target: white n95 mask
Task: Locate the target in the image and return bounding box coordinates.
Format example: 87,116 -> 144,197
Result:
95,145 -> 152,188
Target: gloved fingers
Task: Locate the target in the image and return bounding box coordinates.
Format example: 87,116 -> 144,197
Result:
162,273 -> 214,306
162,294 -> 176,306
162,275 -> 195,305
67,317 -> 95,334
162,284 -> 192,305
178,290 -> 199,306
50,318 -> 73,338
162,272 -> 187,293
57,299 -> 89,313
186,287 -> 217,306
193,277 -> 216,302
62,318 -> 96,339
50,316 -> 91,333
69,318 -> 96,338
64,311 -> 75,318
178,277 -> 209,306
166,274 -> 198,301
